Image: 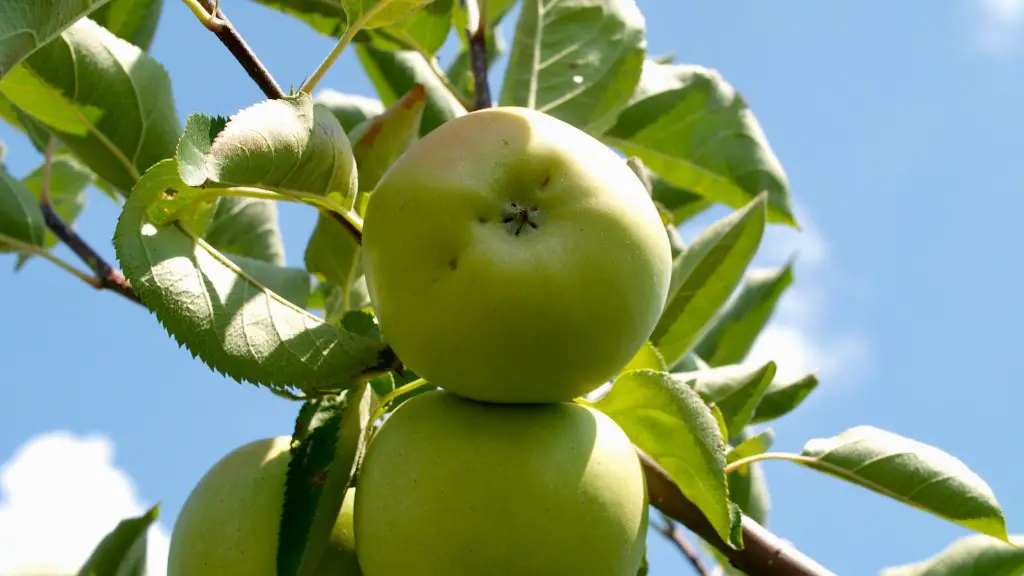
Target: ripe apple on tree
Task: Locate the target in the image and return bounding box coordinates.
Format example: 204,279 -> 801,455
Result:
354,389 -> 650,576
361,106 -> 673,404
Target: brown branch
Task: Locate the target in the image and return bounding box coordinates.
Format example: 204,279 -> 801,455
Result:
38,141 -> 143,306
464,0 -> 492,110
640,451 -> 836,576
655,514 -> 711,576
195,0 -> 286,100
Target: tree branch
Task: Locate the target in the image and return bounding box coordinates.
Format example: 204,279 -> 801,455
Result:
37,141 -> 143,306
655,514 -> 711,576
193,0 -> 286,100
463,0 -> 492,110
640,451 -> 836,576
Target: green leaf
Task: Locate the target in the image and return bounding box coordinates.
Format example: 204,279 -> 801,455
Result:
0,0 -> 110,79
176,93 -> 357,202
279,384 -> 377,576
729,458 -> 770,528
355,40 -> 467,136
594,369 -> 741,548
314,89 -> 385,132
651,194 -> 767,368
76,504 -> 159,576
228,253 -> 312,308
14,155 -> 93,268
669,352 -> 710,373
621,341 -> 668,374
0,162 -> 45,248
500,0 -> 645,131
603,62 -> 797,227
369,0 -> 454,55
799,426 -> 1009,541
652,175 -> 711,226
680,362 -> 776,436
0,18 -> 180,194
0,91 -> 53,153
342,0 -> 434,30
694,261 -> 795,367
203,196 -> 287,266
91,0 -> 164,51
726,428 -> 774,466
879,534 -> 1024,576
750,372 -> 819,425
247,0 -> 346,37
113,160 -> 392,394
304,215 -> 362,312
350,83 -> 426,194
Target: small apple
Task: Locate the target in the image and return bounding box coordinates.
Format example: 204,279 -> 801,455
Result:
361,106 -> 672,404
167,436 -> 361,576
354,390 -> 649,575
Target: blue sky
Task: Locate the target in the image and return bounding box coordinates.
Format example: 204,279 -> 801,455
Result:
2,0 -> 1023,574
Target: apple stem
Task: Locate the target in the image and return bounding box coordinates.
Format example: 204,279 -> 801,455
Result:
464,0 -> 492,110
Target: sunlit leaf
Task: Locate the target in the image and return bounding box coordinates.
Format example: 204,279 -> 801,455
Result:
113,160 -> 393,394
679,362 -> 776,436
603,62 -> 797,227
594,369 -> 741,548
369,0 -> 454,55
799,426 -> 1009,541
0,0 -> 110,79
879,534 -> 1024,576
350,83 -> 426,193
0,17 -> 180,193
342,0 -> 435,30
726,428 -> 775,466
750,372 -> 818,425
652,194 -> 766,368
91,0 -> 164,51
501,0 -> 645,131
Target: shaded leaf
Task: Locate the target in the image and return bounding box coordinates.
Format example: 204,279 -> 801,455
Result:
228,253 -> 312,308
0,90 -> 53,153
800,426 -> 1009,541
603,62 -> 797,226
314,89 -> 385,132
594,369 -> 741,548
15,155 -> 92,268
0,18 -> 180,194
279,384 -> 377,576
652,194 -> 766,368
369,0 -> 454,55
652,175 -> 711,226
176,94 -> 357,203
695,262 -> 795,367
350,83 -> 426,193
113,160 -> 392,394
669,352 -> 710,373
0,0 -> 110,79
247,0 -> 346,37
750,372 -> 818,425
501,0 -> 645,131
879,534 -> 1024,576
355,40 -> 467,136
680,362 -> 776,436
726,428 -> 774,466
0,162 -> 45,248
204,195 -> 287,266
76,504 -> 158,576
91,0 -> 164,51
304,215 -> 362,311
342,0 -> 434,30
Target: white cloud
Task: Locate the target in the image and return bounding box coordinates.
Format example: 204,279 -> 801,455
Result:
971,0 -> 1024,55
0,432 -> 169,576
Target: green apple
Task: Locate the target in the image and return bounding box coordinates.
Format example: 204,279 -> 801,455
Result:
167,436 -> 361,576
361,106 -> 672,404
354,390 -> 649,576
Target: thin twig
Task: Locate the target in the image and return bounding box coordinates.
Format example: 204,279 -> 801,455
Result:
191,0 -> 286,100
0,232 -> 96,287
37,140 -> 143,306
640,451 -> 836,576
655,513 -> 711,576
464,0 -> 492,110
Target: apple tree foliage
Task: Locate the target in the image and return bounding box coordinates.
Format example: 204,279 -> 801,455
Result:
0,0 -> 1017,574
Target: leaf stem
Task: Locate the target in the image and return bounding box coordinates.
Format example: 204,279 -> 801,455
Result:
653,513 -> 711,576
189,0 -> 286,100
369,378 -> 429,425
722,452 -> 806,475
464,0 -> 492,110
0,232 -> 95,286
414,45 -> 474,110
639,451 -> 835,576
301,3 -> 390,95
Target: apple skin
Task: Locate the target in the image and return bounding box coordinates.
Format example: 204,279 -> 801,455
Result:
361,106 -> 672,404
167,436 -> 361,576
354,390 -> 649,576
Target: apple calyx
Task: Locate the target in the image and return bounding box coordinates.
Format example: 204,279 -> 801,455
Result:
501,201 -> 542,237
